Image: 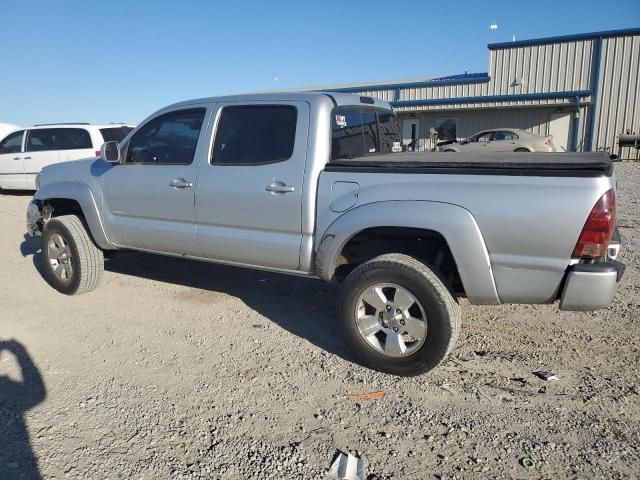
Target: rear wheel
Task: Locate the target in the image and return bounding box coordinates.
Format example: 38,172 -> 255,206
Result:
444,149 -> 456,152
338,254 -> 460,376
515,148 -> 530,152
41,215 -> 104,295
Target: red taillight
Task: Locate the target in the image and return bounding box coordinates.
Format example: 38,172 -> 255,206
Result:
572,189 -> 616,258
95,150 -> 101,158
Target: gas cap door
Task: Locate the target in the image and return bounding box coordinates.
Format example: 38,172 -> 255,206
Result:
330,181 -> 359,213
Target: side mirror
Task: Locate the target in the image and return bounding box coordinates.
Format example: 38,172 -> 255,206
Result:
100,141 -> 120,164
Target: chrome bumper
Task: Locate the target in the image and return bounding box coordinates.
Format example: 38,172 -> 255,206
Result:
559,261 -> 625,311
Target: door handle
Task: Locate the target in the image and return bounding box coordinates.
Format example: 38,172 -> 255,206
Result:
23,156 -> 32,159
169,178 -> 193,189
12,157 -> 20,160
265,182 -> 294,194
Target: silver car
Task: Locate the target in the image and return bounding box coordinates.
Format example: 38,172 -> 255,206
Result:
439,128 -> 555,153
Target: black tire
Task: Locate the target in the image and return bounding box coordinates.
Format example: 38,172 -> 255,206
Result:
514,148 -> 530,152
444,149 -> 456,152
338,254 -> 460,376
41,215 -> 104,295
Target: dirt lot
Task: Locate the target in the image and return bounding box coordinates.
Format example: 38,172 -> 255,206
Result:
1,163 -> 639,479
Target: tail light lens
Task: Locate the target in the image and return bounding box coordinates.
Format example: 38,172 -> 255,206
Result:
572,189 -> 616,258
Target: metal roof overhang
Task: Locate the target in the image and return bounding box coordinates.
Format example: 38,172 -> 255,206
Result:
390,90 -> 592,109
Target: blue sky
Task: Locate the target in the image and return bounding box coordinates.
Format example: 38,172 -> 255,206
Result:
1,0 -> 638,126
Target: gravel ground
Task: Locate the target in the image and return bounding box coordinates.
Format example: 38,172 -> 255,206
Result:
1,162 -> 639,479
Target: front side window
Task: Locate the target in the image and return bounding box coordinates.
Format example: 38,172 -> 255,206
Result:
331,107 -> 400,160
211,105 -> 297,165
61,129 -> 92,150
435,118 -> 457,141
126,109 -> 205,165
471,131 -> 493,143
478,132 -> 494,142
0,130 -> 24,154
27,129 -> 64,152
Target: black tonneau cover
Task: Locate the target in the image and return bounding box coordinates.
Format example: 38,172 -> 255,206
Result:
326,152 -> 613,177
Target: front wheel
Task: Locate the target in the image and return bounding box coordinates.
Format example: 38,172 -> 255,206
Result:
514,148 -> 530,152
41,215 -> 104,295
338,254 -> 460,376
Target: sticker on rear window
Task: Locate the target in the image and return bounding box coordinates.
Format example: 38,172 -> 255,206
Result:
335,115 -> 347,127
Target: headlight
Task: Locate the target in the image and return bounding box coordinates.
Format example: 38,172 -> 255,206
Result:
35,172 -> 41,190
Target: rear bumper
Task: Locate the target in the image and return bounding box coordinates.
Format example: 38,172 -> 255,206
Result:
559,260 -> 625,311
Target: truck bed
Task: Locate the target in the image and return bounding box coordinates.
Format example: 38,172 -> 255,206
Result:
326,152 -> 613,177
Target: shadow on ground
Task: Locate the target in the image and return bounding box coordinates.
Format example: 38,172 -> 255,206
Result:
105,251 -> 353,361
0,189 -> 34,197
0,340 -> 46,480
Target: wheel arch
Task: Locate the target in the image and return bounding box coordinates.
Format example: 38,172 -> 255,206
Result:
34,182 -> 114,250
316,200 -> 499,304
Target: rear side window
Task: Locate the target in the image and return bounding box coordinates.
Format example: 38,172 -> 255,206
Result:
331,107 -> 399,160
126,109 -> 205,165
62,128 -> 92,149
495,130 -> 518,141
27,129 -> 63,152
100,126 -> 134,143
0,130 -> 24,154
212,106 -> 297,165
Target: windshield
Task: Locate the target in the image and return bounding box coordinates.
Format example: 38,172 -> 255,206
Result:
100,126 -> 134,143
331,107 -> 400,161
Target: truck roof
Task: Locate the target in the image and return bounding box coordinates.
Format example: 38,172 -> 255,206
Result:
166,91 -> 393,111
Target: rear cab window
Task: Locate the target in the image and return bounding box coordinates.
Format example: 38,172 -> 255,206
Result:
331,107 -> 400,161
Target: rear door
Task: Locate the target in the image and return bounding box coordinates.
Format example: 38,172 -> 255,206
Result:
102,106 -> 211,254
0,130 -> 26,188
58,128 -> 95,162
195,102 -> 309,269
24,128 -> 62,180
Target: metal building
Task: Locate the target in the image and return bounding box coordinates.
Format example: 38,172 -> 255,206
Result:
317,28 -> 640,158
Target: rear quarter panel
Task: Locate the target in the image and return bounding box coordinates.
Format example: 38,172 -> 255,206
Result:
316,170 -> 614,304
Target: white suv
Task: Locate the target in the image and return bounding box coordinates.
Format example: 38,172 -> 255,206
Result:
0,123 -> 134,190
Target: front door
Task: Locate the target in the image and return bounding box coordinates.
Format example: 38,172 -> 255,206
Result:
102,106 -> 211,255
195,102 -> 309,270
24,128 -> 62,181
0,130 -> 26,189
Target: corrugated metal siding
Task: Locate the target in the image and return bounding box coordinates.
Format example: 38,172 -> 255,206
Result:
390,38 -> 595,106
593,34 -> 640,158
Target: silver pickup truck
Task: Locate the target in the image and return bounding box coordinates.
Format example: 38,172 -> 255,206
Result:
26,92 -> 624,375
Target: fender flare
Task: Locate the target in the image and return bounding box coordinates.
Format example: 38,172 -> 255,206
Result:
315,200 -> 499,305
34,182 -> 114,250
